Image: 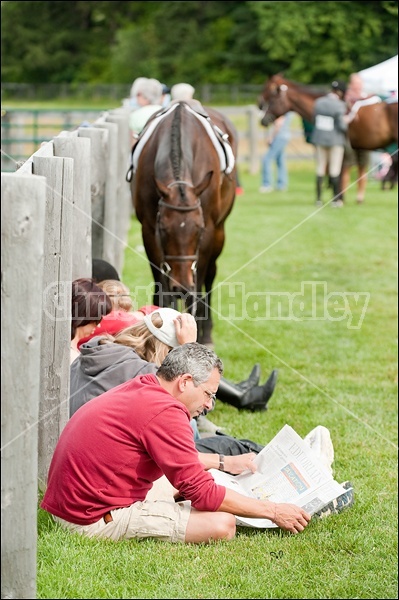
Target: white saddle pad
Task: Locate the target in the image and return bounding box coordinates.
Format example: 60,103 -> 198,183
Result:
129,102 -> 235,177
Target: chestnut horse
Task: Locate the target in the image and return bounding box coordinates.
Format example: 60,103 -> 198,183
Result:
129,101 -> 238,345
258,74 -> 398,150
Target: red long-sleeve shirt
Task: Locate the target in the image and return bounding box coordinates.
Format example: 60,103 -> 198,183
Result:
41,374 -> 226,524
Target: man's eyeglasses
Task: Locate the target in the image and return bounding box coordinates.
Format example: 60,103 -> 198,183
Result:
198,384 -> 217,405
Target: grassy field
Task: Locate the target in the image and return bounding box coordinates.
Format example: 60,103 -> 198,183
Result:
37,161 -> 398,599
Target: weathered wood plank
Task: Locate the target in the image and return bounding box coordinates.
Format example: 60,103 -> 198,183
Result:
32,155 -> 73,490
53,134 -> 92,279
1,172 -> 47,600
78,127 -> 109,261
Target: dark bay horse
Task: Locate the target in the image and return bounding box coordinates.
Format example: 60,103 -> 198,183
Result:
258,74 -> 398,150
129,101 -> 238,345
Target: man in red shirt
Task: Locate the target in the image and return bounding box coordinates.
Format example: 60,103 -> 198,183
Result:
41,343 -> 310,543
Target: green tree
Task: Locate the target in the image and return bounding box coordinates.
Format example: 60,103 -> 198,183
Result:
108,1 -> 264,85
1,1 -> 397,85
1,1 -> 141,83
248,0 -> 398,83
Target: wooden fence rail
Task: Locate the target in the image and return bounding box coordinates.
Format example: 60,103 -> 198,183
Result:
1,106 -> 315,174
1,106 -> 132,599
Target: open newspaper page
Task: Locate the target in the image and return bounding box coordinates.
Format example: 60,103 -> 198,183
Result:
210,424 -> 348,528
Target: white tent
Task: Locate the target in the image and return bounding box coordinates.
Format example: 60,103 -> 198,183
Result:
359,55 -> 398,96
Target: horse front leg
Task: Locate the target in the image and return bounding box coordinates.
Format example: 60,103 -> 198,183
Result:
196,261 -> 217,347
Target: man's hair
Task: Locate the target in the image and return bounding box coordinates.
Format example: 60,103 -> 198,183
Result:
157,342 -> 223,384
171,83 -> 195,101
134,78 -> 163,105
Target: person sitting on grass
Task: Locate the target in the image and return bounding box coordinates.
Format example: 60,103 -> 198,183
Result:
42,342 -> 311,543
77,278 -> 158,346
70,278 -> 112,364
70,307 -> 276,452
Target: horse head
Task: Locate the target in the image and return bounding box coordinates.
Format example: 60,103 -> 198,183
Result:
258,75 -> 292,126
154,173 -> 212,308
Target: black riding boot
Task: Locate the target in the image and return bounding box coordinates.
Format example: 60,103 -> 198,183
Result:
235,363 -> 261,391
316,176 -> 324,204
217,370 -> 278,412
337,173 -> 344,201
330,176 -> 341,201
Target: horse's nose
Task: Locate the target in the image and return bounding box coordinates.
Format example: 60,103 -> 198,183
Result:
260,114 -> 269,127
171,283 -> 195,295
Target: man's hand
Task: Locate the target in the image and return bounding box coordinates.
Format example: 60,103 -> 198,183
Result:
270,502 -> 311,533
224,453 -> 257,475
174,313 -> 197,345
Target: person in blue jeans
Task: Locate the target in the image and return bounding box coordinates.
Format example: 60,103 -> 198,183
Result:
260,112 -> 293,193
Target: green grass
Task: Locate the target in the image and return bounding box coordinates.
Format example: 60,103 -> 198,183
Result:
37,162 -> 398,599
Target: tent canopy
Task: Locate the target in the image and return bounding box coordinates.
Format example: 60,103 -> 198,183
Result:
359,55 -> 398,96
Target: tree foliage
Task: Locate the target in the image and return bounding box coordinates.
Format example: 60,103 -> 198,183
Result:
1,0 -> 397,86
249,0 -> 398,83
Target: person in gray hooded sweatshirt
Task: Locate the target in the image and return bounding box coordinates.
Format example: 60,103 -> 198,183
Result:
70,308 -> 277,458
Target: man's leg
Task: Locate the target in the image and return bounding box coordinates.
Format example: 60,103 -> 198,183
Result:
260,143 -> 278,190
185,509 -> 236,543
276,147 -> 288,190
54,500 -> 236,544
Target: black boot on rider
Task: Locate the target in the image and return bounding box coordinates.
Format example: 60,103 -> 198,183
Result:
235,363 -> 261,391
330,176 -> 343,206
216,369 -> 278,412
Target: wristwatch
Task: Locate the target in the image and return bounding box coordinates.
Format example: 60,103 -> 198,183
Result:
219,454 -> 225,472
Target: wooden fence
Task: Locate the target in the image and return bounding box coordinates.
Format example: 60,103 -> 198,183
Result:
1,106 -> 132,599
1,106 -> 315,174
1,102 -> 314,598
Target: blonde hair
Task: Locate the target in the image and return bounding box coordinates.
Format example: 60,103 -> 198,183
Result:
102,314 -> 170,365
98,279 -> 133,312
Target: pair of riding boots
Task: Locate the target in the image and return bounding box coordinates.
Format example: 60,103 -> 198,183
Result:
216,365 -> 278,412
317,175 -> 341,203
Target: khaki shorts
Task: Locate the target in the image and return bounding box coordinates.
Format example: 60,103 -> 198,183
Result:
54,498 -> 191,543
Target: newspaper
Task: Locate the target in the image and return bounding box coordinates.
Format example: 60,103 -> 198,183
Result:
210,424 -> 349,528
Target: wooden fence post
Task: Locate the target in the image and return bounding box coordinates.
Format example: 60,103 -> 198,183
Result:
78,126 -> 109,263
32,154 -> 73,490
248,105 -> 259,174
93,120 -> 118,269
53,134 -> 92,279
106,109 -> 133,276
1,172 -> 47,600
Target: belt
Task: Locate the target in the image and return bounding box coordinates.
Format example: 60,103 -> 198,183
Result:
103,511 -> 113,524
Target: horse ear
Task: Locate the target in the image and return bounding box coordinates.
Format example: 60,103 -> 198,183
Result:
194,171 -> 213,197
155,178 -> 169,197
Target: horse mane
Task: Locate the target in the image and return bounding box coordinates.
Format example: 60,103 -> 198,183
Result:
275,74 -> 326,97
170,103 -> 182,181
170,103 -> 191,201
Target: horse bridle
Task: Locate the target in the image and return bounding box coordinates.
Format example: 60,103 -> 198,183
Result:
156,186 -> 204,280
259,83 -> 288,115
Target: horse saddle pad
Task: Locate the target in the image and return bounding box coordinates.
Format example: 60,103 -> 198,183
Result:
126,102 -> 235,182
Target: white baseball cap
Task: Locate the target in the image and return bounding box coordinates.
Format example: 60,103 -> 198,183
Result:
143,308 -> 182,348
